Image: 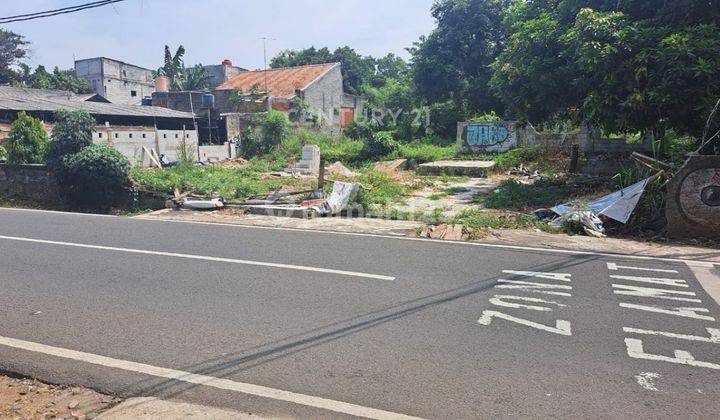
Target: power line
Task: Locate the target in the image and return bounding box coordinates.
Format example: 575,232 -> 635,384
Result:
0,0 -> 125,23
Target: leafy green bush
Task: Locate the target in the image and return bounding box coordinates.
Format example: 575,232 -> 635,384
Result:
60,144 -> 130,210
490,146 -> 542,171
0,145 -> 6,161
344,120 -> 376,140
359,131 -> 397,161
262,110 -> 289,147
6,111 -> 49,164
47,109 -> 95,169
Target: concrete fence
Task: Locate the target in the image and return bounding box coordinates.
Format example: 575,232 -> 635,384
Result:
0,163 -> 60,204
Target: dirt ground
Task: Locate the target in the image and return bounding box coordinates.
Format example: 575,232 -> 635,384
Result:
0,374 -> 119,419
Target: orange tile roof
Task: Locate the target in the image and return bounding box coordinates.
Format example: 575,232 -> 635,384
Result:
217,63 -> 337,98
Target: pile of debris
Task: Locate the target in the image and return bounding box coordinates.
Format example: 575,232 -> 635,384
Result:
210,157 -> 249,169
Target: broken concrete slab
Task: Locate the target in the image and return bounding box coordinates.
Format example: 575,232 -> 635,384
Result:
239,204 -> 316,219
417,160 -> 496,177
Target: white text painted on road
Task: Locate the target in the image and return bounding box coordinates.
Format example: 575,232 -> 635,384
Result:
607,262 -> 720,372
478,271 -> 573,336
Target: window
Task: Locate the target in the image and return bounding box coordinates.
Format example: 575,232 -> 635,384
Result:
128,133 -> 133,138
163,134 -> 167,139
142,133 -> 146,138
122,70 -> 127,77
131,90 -> 137,97
98,132 -> 103,138
114,133 -> 119,138
186,134 -> 189,138
175,134 -> 178,138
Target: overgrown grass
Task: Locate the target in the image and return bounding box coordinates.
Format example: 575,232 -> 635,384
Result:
391,142 -> 456,164
479,178 -> 597,211
450,208 -> 556,231
131,164 -> 313,200
353,171 -> 419,210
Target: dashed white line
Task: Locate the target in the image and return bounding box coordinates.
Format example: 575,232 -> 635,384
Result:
0,335 -> 423,420
0,235 -> 395,281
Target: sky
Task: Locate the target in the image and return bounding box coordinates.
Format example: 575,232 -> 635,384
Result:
1,0 -> 437,71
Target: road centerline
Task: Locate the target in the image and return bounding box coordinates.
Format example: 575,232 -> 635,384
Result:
0,335 -> 422,420
0,234 -> 395,281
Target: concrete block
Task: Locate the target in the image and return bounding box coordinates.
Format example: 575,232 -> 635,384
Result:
417,160 -> 495,177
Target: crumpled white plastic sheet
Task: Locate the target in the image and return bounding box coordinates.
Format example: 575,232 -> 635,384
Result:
552,177 -> 650,224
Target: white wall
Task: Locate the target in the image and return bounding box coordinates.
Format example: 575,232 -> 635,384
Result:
93,128 -> 199,167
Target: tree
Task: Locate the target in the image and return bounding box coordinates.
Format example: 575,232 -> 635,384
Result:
19,65 -> 92,93
181,64 -> 212,91
6,111 -> 48,164
154,45 -> 186,91
0,29 -> 29,84
490,0 -> 720,142
371,53 -> 409,88
46,109 -> 96,169
410,0 -> 510,117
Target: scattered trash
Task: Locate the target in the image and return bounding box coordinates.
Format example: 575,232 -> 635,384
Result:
181,198 -> 225,210
552,177 -> 652,224
550,210 -> 606,237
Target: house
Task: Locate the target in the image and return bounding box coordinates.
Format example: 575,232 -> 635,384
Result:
152,62 -> 363,144
202,59 -> 247,88
0,86 -> 230,167
74,57 -> 155,105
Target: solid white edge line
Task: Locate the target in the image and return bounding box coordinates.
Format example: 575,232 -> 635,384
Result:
0,206 -> 717,267
0,335 -> 423,420
0,235 -> 394,281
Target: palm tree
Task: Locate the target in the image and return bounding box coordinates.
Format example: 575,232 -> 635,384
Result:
181,64 -> 212,91
153,45 -> 186,91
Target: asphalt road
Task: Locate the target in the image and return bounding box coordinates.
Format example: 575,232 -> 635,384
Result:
0,207 -> 719,419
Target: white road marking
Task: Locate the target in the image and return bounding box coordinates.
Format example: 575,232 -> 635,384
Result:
0,335 -> 423,420
488,295 -> 566,312
501,271 -> 572,282
619,303 -> 715,321
1,207 -> 718,267
612,284 -> 701,303
478,310 -> 572,336
0,235 -> 395,281
623,327 -> 720,343
625,338 -> 720,370
610,275 -> 688,288
634,372 -> 660,391
607,263 -> 678,273
496,279 -> 572,296
686,262 -> 720,306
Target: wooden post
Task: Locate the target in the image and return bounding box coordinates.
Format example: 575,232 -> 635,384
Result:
568,144 -> 579,173
318,157 -> 325,192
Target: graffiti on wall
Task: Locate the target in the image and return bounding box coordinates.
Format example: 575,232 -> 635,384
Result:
458,121 -> 517,153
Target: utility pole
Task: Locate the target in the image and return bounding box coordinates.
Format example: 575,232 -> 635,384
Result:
260,36 -> 276,109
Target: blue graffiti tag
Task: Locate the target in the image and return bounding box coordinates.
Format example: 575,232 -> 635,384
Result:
465,124 -> 509,146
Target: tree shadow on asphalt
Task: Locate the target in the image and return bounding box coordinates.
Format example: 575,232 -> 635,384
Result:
127,253 -> 608,401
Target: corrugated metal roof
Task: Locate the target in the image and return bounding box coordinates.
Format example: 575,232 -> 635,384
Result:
0,86 -> 195,119
216,63 -> 337,98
